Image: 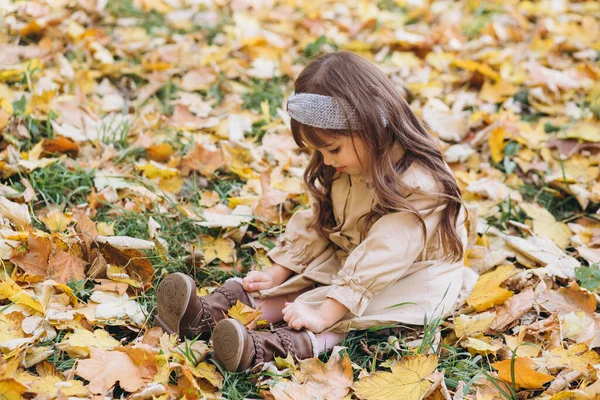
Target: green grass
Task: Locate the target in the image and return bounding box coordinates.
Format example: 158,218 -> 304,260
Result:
242,77 -> 286,119
519,181 -> 582,221
105,0 -> 166,34
8,162 -> 95,208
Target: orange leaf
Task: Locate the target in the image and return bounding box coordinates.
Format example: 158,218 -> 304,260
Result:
492,357 -> 554,389
47,249 -> 87,285
75,348 -> 143,395
146,143 -> 175,162
42,136 -> 79,157
10,233 -> 51,277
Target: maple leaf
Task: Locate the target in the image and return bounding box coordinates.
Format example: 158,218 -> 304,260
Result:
10,232 -> 51,277
47,248 -> 87,285
75,347 -> 143,395
271,346 -> 353,400
353,354 -> 438,400
199,234 -> 236,264
59,329 -> 121,357
491,357 -> 554,390
535,282 -> 597,317
544,343 -> 600,376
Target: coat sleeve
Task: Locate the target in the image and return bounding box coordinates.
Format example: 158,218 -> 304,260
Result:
326,193 -> 449,317
266,206 -> 332,274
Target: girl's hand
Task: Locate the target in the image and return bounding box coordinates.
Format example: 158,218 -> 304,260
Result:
282,301 -> 327,333
242,271 -> 275,292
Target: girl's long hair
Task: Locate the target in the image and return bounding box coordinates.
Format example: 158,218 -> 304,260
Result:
290,52 -> 466,263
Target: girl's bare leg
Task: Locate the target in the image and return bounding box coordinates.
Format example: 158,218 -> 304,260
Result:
254,289 -> 308,323
314,331 -> 346,354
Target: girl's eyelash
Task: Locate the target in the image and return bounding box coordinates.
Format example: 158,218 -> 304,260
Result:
328,147 -> 340,154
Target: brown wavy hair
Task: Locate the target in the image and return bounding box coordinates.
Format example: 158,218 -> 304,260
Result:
289,52 -> 467,263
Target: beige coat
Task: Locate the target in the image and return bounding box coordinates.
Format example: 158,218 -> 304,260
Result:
256,161 -> 478,334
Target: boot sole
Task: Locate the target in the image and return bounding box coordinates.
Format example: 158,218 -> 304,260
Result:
155,272 -> 195,335
212,319 -> 245,372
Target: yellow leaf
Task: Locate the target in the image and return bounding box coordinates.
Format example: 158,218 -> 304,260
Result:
227,300 -> 262,327
545,343 -> 600,376
199,235 -> 236,264
492,357 -> 554,389
275,353 -> 297,372
488,127 -> 506,163
0,378 -> 28,400
467,265 -> 517,312
353,354 -> 438,400
557,122 -> 600,142
454,311 -> 496,338
135,160 -> 178,179
0,312 -> 26,343
107,264 -> 144,289
97,222 -> 115,236
0,279 -> 44,313
463,337 -> 501,356
503,335 -> 540,358
60,329 -> 121,357
520,203 -> 572,249
159,175 -> 183,194
479,79 -> 519,103
451,59 -> 500,81
40,208 -> 73,233
190,361 -> 223,389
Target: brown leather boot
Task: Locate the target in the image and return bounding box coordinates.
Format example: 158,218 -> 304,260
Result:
155,273 -> 253,340
212,319 -> 315,372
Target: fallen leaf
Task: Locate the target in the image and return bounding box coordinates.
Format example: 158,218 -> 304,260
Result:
487,287 -> 534,333
353,354 -> 438,400
535,282 -> 596,317
227,300 -> 262,327
491,357 -> 554,390
544,343 -> 600,376
519,203 -> 572,249
199,234 -> 236,264
10,232 -> 51,277
272,346 -> 353,400
0,196 -> 31,227
75,347 -> 143,395
60,328 -> 121,357
467,265 -> 517,312
47,249 -> 87,285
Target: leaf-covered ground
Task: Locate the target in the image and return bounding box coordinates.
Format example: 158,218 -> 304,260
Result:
0,0 -> 599,399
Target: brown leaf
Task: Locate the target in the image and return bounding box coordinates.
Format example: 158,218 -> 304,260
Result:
10,233 -> 51,277
120,344 -> 158,384
181,142 -> 224,176
98,243 -> 154,289
487,288 -> 535,333
535,282 -> 596,317
47,249 -> 87,285
87,248 -> 108,279
75,215 -> 98,258
75,347 -> 143,395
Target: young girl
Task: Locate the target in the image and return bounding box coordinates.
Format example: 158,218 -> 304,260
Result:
155,52 -> 478,372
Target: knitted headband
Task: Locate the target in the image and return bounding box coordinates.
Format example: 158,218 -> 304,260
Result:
286,92 -> 388,130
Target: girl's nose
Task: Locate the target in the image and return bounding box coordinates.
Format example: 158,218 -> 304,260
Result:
322,154 -> 334,166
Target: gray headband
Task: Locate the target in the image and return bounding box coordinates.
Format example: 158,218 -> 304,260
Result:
286,92 -> 388,130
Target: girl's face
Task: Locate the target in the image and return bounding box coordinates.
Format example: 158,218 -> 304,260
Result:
312,135 -> 368,175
